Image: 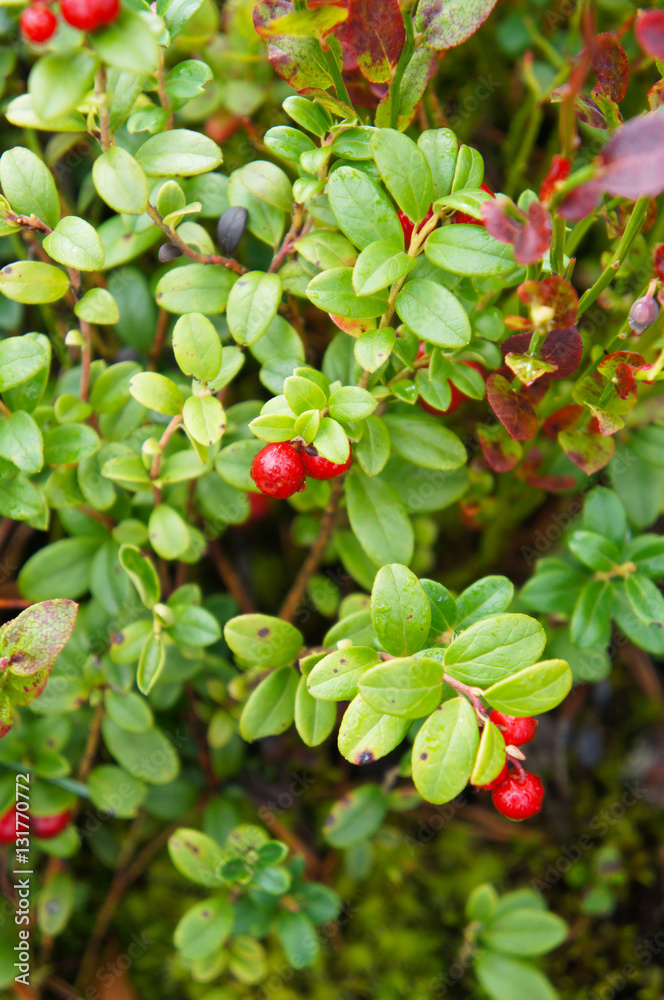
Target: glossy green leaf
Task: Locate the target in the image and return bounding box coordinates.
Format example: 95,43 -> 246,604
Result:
130,372 -> 184,415
137,632 -> 166,694
92,147 -> 149,215
425,225 -> 515,276
0,261 -> 69,304
481,909 -> 568,957
571,579 -> 613,649
475,951 -> 558,1000
396,279 -> 470,348
307,267 -> 389,319
346,470 -> 414,566
444,614 -> 546,688
0,147 -> 59,229
149,504 -> 190,560
183,395 -> 226,446
307,647 -> 380,701
136,129 -> 222,176
168,828 -> 225,887
224,614 -> 303,667
371,563 -> 431,656
470,718 -> 506,787
359,656 -> 444,718
227,271 -> 282,346
156,263 -> 237,315
327,165 -> 403,250
240,667 -> 298,740
338,693 -> 410,765
28,50 -> 97,122
174,897 -> 234,960
173,313 -> 222,382
567,531 -> 621,573
294,676 -> 337,746
0,412 -> 43,473
43,217 -> 104,271
371,129 -> 434,224
383,413 -> 466,471
411,696 -> 479,804
323,783 -> 388,846
484,659 -> 572,716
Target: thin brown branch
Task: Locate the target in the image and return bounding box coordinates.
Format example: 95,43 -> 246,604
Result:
209,539 -> 255,613
150,413 -> 183,481
279,475 -> 345,624
149,308 -> 170,371
95,67 -> 112,151
79,320 -> 92,402
75,701 -> 104,787
146,204 -> 246,274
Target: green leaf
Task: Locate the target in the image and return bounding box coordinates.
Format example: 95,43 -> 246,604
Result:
612,583 -> 664,655
313,417 -> 350,464
0,147 -> 59,229
475,951 -> 558,1000
359,656 -> 444,718
444,614 -> 546,688
0,336 -> 48,392
294,676 -> 336,746
4,94 -> 86,133
425,225 -> 516,276
355,327 -> 395,373
136,129 -> 222,177
43,423 -> 99,465
470,718 -> 506,787
623,534 -> 664,578
371,564 -> 431,656
370,129 -> 434,225
323,783 -> 388,846
456,575 -> 514,627
418,129 -> 458,200
75,288 -> 119,325
567,530 -> 621,572
174,897 -> 234,961
0,261 -> 69,304
224,614 -> 303,667
353,240 -> 416,295
29,50 -> 97,122
396,279 -> 471,348
276,912 -> 319,970
227,271 -> 282,345
168,828 -> 225,887
0,599 -> 77,677
104,689 -> 152,733
624,573 -> 664,626
307,267 -> 389,318
422,579 -> 457,633
157,0 -> 205,37
571,579 -> 613,648
249,412 -> 298,443
411,696 -> 479,804
327,165 -> 403,250
307,647 -> 380,701
137,632 -> 166,694
102,718 -> 180,786
520,559 -> 587,617
265,125 -> 317,164
346,471 -> 414,566
328,386 -> 377,422
37,871 -> 74,937
18,538 -> 97,601
43,217 -> 104,271
481,909 -> 568,957
169,605 -> 221,647
582,486 -> 627,548
130,372 -> 183,415
466,883 -> 499,922
183,396 -> 226,446
91,9 -> 159,73
172,313 -> 222,382
354,415 -> 390,476
156,263 -> 237,315
338,693 -> 410,764
87,765 -> 146,819
148,504 -> 190,559
92,147 -> 149,215
295,230 -> 357,269
0,412 -> 43,473
383,414 -> 466,471
232,160 -> 292,212
484,659 -> 572,716
240,667 -> 298,740
284,375 -> 327,415
228,168 -> 285,247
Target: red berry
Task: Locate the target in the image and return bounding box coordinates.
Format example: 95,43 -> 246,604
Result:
0,805 -> 17,845
417,352 -> 487,417
250,442 -> 305,499
473,762 -> 508,791
31,811 -> 72,840
492,770 -> 544,821
20,3 -> 57,42
490,710 -> 538,747
301,445 -> 351,481
455,182 -> 495,226
398,205 -> 435,249
60,0 -> 118,31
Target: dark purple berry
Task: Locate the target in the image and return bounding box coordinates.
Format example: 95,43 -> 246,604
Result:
217,207 -> 249,257
158,243 -> 183,263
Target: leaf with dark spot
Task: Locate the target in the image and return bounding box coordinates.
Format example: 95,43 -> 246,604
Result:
0,600 -> 78,678
542,404 -> 584,438
415,0 -> 498,50
485,372 -> 538,441
591,33 -> 629,103
344,0 -> 405,84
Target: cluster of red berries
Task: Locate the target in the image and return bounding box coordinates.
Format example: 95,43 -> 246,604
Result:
251,441 -> 351,499
0,804 -> 72,845
474,711 -> 544,821
20,0 -> 119,44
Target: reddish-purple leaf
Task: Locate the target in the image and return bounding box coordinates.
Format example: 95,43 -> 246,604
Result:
558,179 -> 603,221
477,424 -> 523,472
482,198 -> 552,265
559,427 -> 615,475
542,404 -> 584,438
539,155 -> 572,205
343,0 -> 405,84
654,244 -> 664,282
540,326 -> 583,378
591,32 -> 629,103
635,8 -> 664,62
414,0 -> 498,50
575,92 -> 608,129
599,108 -> 664,199
485,372 -> 538,441
518,276 -> 578,327
253,0 -> 333,91
597,350 -> 647,399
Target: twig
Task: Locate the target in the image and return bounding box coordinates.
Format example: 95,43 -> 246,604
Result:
95,67 -> 112,151
75,701 -> 104,787
145,204 -> 246,275
0,598 -> 32,609
150,414 -> 183,481
78,320 -> 92,402
149,308 -> 170,371
209,539 -> 255,614
279,475 -> 345,623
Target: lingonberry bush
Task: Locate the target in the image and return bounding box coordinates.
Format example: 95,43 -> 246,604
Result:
0,0 -> 663,996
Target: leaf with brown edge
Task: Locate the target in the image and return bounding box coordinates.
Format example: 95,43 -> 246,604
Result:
635,8 -> 664,62
253,0 -> 333,92
477,424 -> 522,472
485,372 -> 538,441
414,0 -> 498,51
542,404 -> 584,438
344,0 -> 405,84
518,276 -> 578,328
559,427 -> 615,475
591,32 -> 629,103
0,599 -> 78,677
572,371 -> 637,436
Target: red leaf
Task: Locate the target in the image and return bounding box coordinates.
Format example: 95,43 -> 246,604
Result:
485,372 -> 538,441
542,404 -> 584,438
539,155 -> 572,205
526,471 -> 578,492
540,326 -> 583,379
414,0 -> 498,51
518,276 -> 578,327
599,108 -> 664,199
253,0 -> 333,91
558,179 -> 603,221
482,198 -> 552,266
477,424 -> 523,472
559,427 -> 615,475
597,350 -> 647,398
635,8 -> 664,62
591,32 -> 629,103
344,0 -> 405,84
